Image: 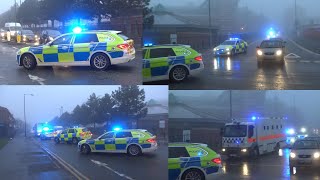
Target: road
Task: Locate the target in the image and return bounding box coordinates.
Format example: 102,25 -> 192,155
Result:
0,41 -> 141,85
169,37 -> 320,90
219,149 -> 320,180
36,137 -> 167,180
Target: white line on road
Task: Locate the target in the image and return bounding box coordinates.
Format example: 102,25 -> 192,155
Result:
287,38 -> 320,56
12,47 -> 18,50
28,74 -> 46,85
300,60 -> 311,63
229,163 -> 284,167
41,146 -> 90,180
91,159 -> 135,180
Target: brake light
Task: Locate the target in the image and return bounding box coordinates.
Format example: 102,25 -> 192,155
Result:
194,56 -> 203,61
117,44 -> 130,49
212,158 -> 221,164
146,138 -> 156,143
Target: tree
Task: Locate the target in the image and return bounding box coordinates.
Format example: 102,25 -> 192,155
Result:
86,93 -> 101,128
111,85 -> 148,119
17,0 -> 41,26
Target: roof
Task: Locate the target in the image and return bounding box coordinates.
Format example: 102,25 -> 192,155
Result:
143,44 -> 191,49
169,142 -> 208,147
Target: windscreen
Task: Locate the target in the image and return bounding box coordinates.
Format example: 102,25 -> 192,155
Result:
293,140 -> 319,149
260,41 -> 282,48
221,41 -> 235,45
224,125 -> 247,137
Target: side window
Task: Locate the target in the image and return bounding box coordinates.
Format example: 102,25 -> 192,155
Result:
115,132 -> 133,138
61,130 -> 67,134
100,132 -> 114,139
149,48 -> 176,58
74,34 -> 99,44
68,129 -> 75,133
248,125 -> 254,138
51,34 -> 73,45
169,147 -> 190,158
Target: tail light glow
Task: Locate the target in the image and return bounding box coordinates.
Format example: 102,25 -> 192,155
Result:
146,138 -> 156,143
117,44 -> 130,49
194,56 -> 203,61
212,158 -> 221,164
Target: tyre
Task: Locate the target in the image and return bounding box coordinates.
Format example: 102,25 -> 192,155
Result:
127,145 -> 142,156
21,54 -> 37,70
169,66 -> 188,83
90,53 -> 111,71
72,137 -> 79,144
81,144 -> 91,155
54,137 -> 60,144
181,168 -> 205,180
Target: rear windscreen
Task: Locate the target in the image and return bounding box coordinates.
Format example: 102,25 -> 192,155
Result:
117,33 -> 129,40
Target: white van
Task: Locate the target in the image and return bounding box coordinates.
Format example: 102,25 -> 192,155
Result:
4,22 -> 22,41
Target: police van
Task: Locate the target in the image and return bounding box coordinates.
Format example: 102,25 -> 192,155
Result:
4,22 -> 22,41
221,117 -> 288,157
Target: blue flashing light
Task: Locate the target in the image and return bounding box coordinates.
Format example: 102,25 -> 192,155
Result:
37,129 -> 42,133
43,127 -> 49,131
286,128 -> 295,135
113,126 -> 122,131
229,38 -> 239,41
251,116 -> 257,121
197,151 -> 203,156
144,43 -> 153,47
73,27 -> 82,34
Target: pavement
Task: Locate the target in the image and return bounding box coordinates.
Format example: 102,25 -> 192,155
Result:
159,37 -> 320,90
0,133 -> 168,180
219,149 -> 320,180
0,41 -> 141,85
0,133 -> 75,180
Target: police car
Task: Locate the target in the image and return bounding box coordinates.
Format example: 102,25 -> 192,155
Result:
213,38 -> 248,56
169,143 -> 222,180
143,44 -> 204,83
54,127 -> 92,144
39,126 -> 54,140
17,29 -> 135,70
78,129 -> 157,156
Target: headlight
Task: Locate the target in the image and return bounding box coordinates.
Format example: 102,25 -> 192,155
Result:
290,152 -> 296,158
35,35 -> 38,38
276,50 -> 282,56
49,37 -> 54,41
290,138 -> 295,143
23,35 -> 26,38
226,48 -> 230,51
241,149 -> 247,152
314,152 -> 320,159
257,50 -> 263,56
222,148 -> 226,152
214,48 -> 217,51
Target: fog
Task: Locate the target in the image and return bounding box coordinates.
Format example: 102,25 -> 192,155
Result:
0,86 -> 168,125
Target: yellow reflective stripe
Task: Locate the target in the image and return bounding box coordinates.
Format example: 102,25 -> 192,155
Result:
105,144 -> 116,150
115,138 -> 126,144
35,54 -> 44,61
43,45 -> 58,54
142,68 -> 151,78
58,53 -> 74,62
73,44 -> 90,52
150,59 -> 169,68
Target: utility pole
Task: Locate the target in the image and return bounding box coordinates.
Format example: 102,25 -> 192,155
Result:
294,0 -> 297,33
209,0 -> 213,48
24,94 -> 34,137
230,90 -> 232,120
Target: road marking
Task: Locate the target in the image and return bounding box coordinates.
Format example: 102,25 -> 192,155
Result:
12,47 -> 18,50
228,163 -> 284,167
285,53 -> 301,59
91,159 -> 135,180
300,60 -> 310,63
28,74 -> 46,85
287,38 -> 320,56
41,146 -> 90,180
249,39 -> 261,46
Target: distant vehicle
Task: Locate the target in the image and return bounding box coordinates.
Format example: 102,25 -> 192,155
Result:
0,29 -> 5,39
289,139 -> 320,174
78,129 -> 157,156
221,117 -> 287,158
32,123 -> 45,136
256,40 -> 286,66
4,22 -> 22,41
142,44 -> 204,83
168,143 -> 222,180
213,38 -> 248,56
54,127 -> 92,144
40,125 -> 54,140
52,126 -> 64,137
39,29 -> 61,44
21,30 -> 37,42
304,136 -> 320,143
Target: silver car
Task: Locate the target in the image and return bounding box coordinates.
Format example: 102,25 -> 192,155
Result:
256,40 -> 286,66
289,140 -> 320,174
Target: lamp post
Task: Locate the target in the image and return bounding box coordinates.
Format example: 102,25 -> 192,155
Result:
24,93 -> 34,137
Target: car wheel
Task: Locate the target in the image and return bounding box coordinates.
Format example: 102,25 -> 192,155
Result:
127,145 -> 142,156
54,137 -> 60,144
21,54 -> 37,70
81,144 -> 91,155
169,66 -> 188,83
72,137 -> 78,144
90,53 -> 111,71
181,168 -> 205,180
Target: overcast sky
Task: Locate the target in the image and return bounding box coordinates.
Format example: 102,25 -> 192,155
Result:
0,85 -> 168,125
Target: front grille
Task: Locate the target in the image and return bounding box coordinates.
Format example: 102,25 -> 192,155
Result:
223,137 -> 245,144
264,52 -> 274,55
298,155 -> 311,158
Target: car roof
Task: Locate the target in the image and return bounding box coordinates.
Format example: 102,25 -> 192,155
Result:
169,142 -> 208,147
112,129 -> 148,132
143,44 -> 191,49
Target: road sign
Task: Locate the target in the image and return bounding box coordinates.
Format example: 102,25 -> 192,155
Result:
285,53 -> 301,59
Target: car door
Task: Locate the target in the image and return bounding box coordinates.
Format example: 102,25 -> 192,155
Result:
148,48 -> 177,78
93,132 -> 115,152
60,130 -> 68,142
41,34 -> 74,63
168,147 -> 191,180
67,128 -> 75,141
73,33 -> 99,62
115,131 -> 133,151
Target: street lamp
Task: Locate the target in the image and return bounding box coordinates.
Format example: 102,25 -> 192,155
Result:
301,127 -> 306,133
24,93 -> 34,137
